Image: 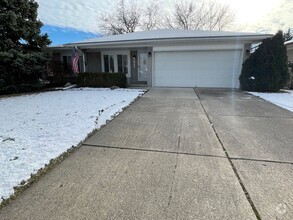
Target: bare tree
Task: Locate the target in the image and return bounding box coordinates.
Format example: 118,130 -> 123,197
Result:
204,1 -> 235,31
98,0 -> 142,35
141,1 -> 162,30
166,0 -> 235,31
165,0 -> 206,30
98,0 -> 165,35
98,0 -> 235,35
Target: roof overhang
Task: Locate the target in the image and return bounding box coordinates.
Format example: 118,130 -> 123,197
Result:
285,40 -> 293,50
50,32 -> 272,51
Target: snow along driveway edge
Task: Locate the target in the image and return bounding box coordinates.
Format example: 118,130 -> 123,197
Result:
0,88 -> 147,208
248,90 -> 293,112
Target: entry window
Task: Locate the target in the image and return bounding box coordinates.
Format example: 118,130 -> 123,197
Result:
63,56 -> 71,65
62,56 -> 72,72
103,55 -> 115,73
62,55 -> 81,73
103,55 -> 109,72
117,55 -> 128,74
102,53 -> 129,76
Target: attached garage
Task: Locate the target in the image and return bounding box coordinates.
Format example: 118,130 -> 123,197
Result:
154,50 -> 242,88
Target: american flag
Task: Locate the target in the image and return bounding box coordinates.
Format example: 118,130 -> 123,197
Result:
71,47 -> 80,73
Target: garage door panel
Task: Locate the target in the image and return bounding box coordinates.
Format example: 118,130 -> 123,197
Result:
154,50 -> 241,88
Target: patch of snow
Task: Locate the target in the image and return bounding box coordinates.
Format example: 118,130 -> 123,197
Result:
249,90 -> 293,112
249,76 -> 255,80
0,88 -> 145,200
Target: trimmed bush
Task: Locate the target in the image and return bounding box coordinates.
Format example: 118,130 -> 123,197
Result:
239,31 -> 289,92
77,72 -> 127,88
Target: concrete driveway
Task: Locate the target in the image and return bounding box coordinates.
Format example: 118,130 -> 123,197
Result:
0,88 -> 292,219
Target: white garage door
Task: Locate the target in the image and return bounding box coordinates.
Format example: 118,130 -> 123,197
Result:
154,50 -> 242,88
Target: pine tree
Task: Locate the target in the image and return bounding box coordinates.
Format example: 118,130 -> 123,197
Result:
239,31 -> 289,92
0,0 -> 51,89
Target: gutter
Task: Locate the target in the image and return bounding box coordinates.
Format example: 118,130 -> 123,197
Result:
68,35 -> 272,45
50,34 -> 273,50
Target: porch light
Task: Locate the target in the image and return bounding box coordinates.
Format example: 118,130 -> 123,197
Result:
148,52 -> 152,57
246,49 -> 250,56
132,54 -> 136,68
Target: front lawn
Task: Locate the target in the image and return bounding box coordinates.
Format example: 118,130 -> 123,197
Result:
0,88 -> 145,201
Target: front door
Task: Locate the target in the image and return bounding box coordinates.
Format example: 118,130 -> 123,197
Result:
138,52 -> 148,81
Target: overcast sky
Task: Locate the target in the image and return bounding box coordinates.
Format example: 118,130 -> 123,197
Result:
36,0 -> 293,34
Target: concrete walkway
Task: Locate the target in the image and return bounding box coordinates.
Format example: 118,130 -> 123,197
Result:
0,88 -> 292,219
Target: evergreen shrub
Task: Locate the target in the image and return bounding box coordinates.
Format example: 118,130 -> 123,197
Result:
239,31 -> 289,92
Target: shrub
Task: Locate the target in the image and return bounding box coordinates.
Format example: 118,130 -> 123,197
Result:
46,60 -> 78,86
239,31 -> 289,92
0,82 -> 46,95
77,72 -> 127,88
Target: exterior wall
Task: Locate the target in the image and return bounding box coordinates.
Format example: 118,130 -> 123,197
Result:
287,48 -> 293,62
52,53 -> 61,61
85,50 -> 147,85
287,45 -> 293,88
86,52 -> 101,72
153,42 -> 244,52
242,43 -> 251,62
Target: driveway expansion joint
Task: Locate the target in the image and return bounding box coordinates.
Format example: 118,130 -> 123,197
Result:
206,114 -> 293,119
194,88 -> 262,220
82,143 -> 226,159
127,109 -> 204,115
230,157 -> 293,165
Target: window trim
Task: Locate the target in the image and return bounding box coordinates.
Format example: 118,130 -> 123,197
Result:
101,51 -> 131,77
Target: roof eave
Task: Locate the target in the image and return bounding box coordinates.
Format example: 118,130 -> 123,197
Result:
50,34 -> 272,50
285,41 -> 293,46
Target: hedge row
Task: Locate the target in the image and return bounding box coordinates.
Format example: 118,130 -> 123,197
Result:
77,72 -> 127,88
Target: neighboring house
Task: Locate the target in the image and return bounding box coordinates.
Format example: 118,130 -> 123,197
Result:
50,29 -> 271,88
285,39 -> 293,88
285,39 -> 293,62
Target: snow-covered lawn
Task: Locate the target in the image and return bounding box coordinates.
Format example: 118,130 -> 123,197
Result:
0,88 -> 145,201
249,90 -> 293,112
